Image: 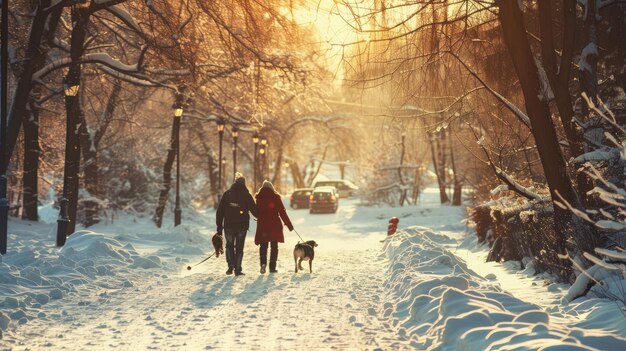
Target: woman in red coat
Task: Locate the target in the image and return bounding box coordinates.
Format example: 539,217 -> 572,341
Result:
255,180 -> 293,273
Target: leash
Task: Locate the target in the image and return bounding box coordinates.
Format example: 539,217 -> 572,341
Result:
186,252 -> 216,270
293,228 -> 306,243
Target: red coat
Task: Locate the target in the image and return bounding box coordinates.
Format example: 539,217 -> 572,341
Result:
254,188 -> 293,245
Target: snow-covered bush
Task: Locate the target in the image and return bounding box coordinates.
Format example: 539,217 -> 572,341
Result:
566,248 -> 626,303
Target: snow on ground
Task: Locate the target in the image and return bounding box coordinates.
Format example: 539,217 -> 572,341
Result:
1,188 -> 625,350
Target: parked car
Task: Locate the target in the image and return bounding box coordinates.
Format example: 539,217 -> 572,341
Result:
313,179 -> 359,198
309,187 -> 339,213
290,188 -> 313,209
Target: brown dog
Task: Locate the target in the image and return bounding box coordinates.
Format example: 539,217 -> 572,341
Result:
294,240 -> 318,273
212,233 -> 224,258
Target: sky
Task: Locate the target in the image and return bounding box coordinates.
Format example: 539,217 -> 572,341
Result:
289,0 -> 365,85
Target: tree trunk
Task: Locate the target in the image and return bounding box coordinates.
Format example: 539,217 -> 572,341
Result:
398,135 -> 407,206
537,0 -> 580,154
271,148 -> 283,192
412,167 -> 421,204
307,146 -> 328,187
208,151 -> 219,205
64,7 -> 90,236
78,83 -> 121,227
153,116 -> 181,228
577,0 -> 602,205
429,132 -> 449,204
78,113 -> 99,227
497,1 -> 575,264
3,0 -> 52,172
449,132 -> 462,206
289,162 -> 305,189
21,103 -> 39,221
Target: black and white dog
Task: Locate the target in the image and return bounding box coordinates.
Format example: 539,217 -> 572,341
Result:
293,240 -> 318,273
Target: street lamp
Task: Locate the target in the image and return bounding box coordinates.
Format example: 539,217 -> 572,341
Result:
173,94 -> 184,227
0,0 -> 9,254
265,140 -> 270,181
57,72 -> 80,247
259,137 -> 267,180
232,126 -> 239,181
260,136 -> 267,179
221,157 -> 226,191
217,118 -> 225,196
252,132 -> 259,190
63,81 -> 79,97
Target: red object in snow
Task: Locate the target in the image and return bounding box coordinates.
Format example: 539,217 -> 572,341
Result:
387,217 -> 399,236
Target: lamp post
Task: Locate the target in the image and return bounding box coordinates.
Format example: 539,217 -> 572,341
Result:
0,0 -> 9,254
57,71 -> 80,247
173,96 -> 184,227
221,157 -> 226,191
265,140 -> 270,181
217,118 -> 225,196
232,126 -> 239,181
260,136 -> 267,180
252,132 -> 259,190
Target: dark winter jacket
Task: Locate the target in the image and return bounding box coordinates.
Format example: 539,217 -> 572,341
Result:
216,181 -> 258,233
254,187 -> 293,245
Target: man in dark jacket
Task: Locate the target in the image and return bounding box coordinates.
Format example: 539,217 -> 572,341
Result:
216,173 -> 258,276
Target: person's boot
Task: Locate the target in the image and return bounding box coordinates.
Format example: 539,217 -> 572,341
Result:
235,271 -> 245,276
260,264 -> 266,274
269,262 -> 277,273
226,267 -> 234,275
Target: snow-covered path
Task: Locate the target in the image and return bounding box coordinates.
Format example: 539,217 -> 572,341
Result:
17,250 -> 389,350
7,199 -> 418,350
3,189 -> 626,350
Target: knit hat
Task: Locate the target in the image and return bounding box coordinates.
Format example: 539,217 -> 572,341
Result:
234,172 -> 246,185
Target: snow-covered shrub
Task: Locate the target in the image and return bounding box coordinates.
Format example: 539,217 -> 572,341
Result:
102,154 -> 158,213
471,198 -> 572,279
468,205 -> 491,244
566,248 -> 626,303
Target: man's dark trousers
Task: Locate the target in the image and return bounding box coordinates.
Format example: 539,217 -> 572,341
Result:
225,228 -> 247,273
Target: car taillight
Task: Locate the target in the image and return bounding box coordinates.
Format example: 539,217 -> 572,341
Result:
290,195 -> 293,201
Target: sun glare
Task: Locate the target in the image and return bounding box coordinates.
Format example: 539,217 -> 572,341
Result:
289,0 -> 364,82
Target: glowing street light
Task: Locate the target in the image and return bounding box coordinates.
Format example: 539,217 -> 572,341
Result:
232,126 -> 239,181
217,118 -> 226,195
173,92 -> 185,226
253,132 -> 259,190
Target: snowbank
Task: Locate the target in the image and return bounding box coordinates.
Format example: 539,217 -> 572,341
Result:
381,226 -> 626,350
0,216 -> 213,339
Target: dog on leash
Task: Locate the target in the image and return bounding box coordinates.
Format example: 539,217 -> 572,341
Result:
294,240 -> 318,273
212,233 -> 224,258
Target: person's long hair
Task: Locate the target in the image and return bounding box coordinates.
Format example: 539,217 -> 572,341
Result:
255,180 -> 281,198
